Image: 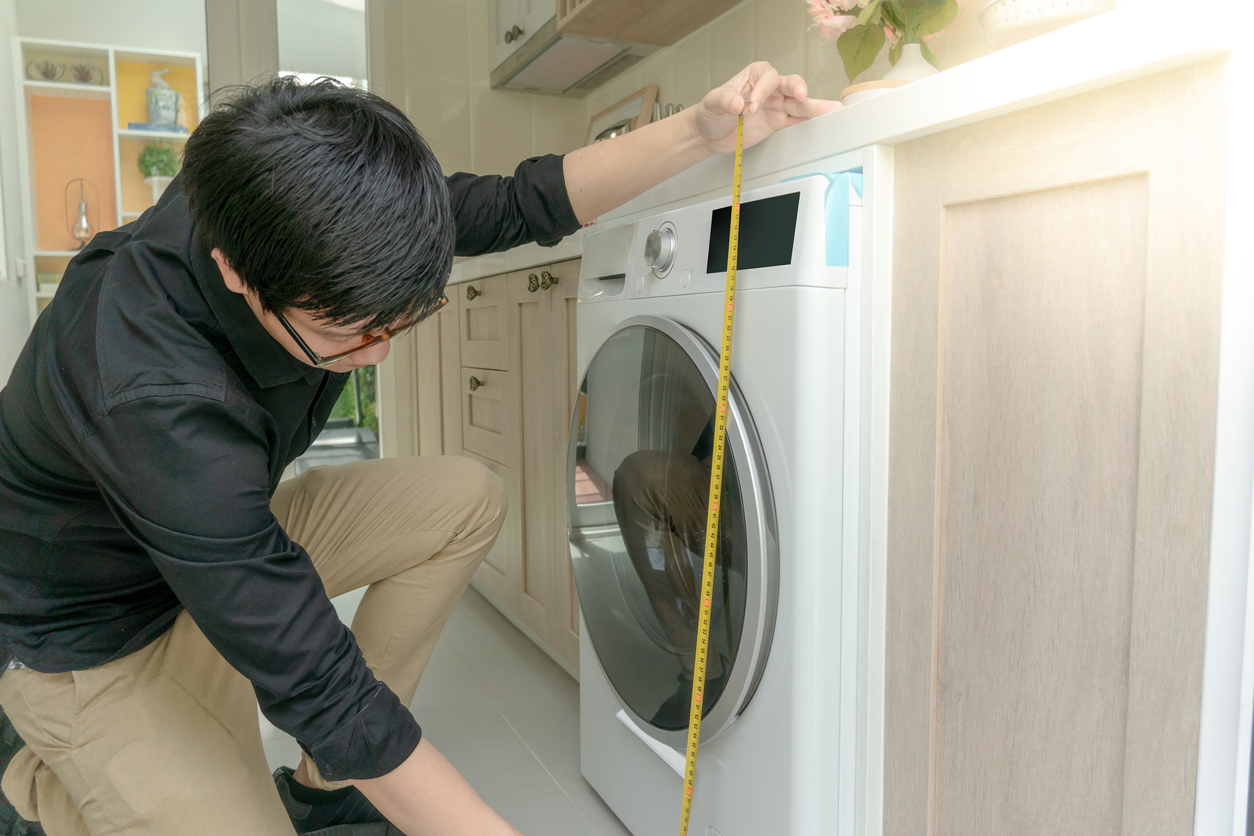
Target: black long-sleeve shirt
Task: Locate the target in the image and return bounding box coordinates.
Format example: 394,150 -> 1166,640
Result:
0,155 -> 579,780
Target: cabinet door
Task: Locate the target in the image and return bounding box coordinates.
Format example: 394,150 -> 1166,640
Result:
883,61 -> 1226,836
508,267 -> 556,639
520,0 -> 555,45
544,260 -> 581,669
460,274 -> 510,372
465,450 -> 521,612
488,0 -> 524,71
413,295 -> 460,457
461,366 -> 512,467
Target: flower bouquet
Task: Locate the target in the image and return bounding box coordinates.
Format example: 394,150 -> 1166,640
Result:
808,0 -> 960,82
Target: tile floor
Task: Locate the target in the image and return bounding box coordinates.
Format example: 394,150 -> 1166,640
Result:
261,587 -> 633,836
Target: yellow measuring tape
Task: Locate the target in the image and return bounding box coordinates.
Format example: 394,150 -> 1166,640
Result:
678,112 -> 744,836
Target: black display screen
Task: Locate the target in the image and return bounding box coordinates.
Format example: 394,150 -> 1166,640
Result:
706,191 -> 801,274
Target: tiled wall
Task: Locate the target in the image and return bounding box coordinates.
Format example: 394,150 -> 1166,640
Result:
584,0 -> 995,124
383,0 -> 994,177
382,0 -> 588,177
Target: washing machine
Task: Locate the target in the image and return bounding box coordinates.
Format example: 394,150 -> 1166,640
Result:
568,172 -> 865,836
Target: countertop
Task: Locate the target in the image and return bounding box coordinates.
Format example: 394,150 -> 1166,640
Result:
447,3 -> 1233,285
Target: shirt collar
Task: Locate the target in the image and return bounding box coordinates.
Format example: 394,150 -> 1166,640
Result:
190,231 -> 325,388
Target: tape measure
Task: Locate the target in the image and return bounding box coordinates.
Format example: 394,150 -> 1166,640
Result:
678,112 -> 744,836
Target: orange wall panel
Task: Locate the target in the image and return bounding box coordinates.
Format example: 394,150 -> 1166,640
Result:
30,95 -> 117,251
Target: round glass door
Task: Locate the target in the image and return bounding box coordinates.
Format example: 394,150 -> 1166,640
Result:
568,316 -> 777,745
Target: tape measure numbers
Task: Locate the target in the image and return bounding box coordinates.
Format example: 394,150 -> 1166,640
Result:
678,112 -> 744,836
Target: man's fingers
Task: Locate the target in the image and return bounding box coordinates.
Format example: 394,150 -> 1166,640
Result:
745,65 -> 782,113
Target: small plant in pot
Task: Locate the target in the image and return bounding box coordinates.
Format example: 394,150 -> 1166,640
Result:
809,0 -> 960,102
138,143 -> 180,204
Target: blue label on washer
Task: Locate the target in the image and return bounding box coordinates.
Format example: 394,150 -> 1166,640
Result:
781,171 -> 862,268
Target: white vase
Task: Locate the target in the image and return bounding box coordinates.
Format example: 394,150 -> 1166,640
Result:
882,42 -> 939,82
144,175 -> 174,204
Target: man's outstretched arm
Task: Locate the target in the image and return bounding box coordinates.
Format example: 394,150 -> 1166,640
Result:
562,62 -> 842,224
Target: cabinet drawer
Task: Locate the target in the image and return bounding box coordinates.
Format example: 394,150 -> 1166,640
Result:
459,276 -> 509,372
460,366 -> 513,466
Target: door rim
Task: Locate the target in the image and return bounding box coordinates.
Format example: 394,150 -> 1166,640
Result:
568,314 -> 779,747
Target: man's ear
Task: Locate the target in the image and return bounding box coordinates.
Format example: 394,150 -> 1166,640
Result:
211,248 -> 248,296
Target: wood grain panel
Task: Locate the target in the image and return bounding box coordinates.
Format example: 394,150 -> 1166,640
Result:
548,259 -> 582,668
511,274 -> 551,637
465,450 -> 520,610
933,177 -> 1148,835
885,59 -> 1226,836
461,366 -> 512,466
460,274 -> 510,371
440,296 -> 463,456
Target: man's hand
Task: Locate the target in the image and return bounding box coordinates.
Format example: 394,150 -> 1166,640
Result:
693,63 -> 842,155
564,61 -> 841,224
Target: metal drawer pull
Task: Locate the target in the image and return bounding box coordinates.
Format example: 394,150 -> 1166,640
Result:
504,25 -> 524,43
465,284 -> 481,300
468,375 -> 485,391
540,270 -> 559,290
528,273 -> 540,293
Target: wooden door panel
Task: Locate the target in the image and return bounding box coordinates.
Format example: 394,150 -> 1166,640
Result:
510,270 -> 552,639
440,295 -> 463,456
933,177 -> 1147,834
461,366 -> 512,466
547,258 -> 582,668
885,60 -> 1226,836
460,275 -> 510,371
465,450 -> 520,609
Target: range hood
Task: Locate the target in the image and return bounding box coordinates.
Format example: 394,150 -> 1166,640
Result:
490,17 -> 657,98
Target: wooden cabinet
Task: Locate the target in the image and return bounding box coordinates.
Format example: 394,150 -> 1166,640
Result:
410,259 -> 581,672
882,60 -> 1226,835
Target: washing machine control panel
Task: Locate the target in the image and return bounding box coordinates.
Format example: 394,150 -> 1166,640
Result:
643,222 -> 677,277
579,174 -> 858,301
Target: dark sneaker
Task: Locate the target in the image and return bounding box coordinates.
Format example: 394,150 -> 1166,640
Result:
273,765 -> 401,835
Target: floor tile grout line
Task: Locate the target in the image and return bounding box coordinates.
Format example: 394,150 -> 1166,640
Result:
446,597 -> 613,835
490,698 -> 608,836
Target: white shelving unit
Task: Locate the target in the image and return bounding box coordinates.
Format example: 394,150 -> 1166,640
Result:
11,37 -> 203,324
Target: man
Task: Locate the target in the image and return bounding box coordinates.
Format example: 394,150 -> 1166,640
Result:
0,63 -> 837,835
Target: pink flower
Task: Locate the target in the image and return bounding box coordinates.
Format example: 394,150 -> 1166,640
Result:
884,25 -> 899,43
807,0 -> 859,39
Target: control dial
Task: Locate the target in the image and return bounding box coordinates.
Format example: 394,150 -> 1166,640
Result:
644,225 -> 677,277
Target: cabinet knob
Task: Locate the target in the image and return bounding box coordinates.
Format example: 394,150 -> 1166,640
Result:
528,273 -> 540,293
504,24 -> 524,43
469,375 -> 485,391
466,284 -> 480,300
540,270 -> 559,290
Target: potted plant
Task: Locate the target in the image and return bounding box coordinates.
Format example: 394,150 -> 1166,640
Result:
138,143 -> 180,204
809,0 -> 960,98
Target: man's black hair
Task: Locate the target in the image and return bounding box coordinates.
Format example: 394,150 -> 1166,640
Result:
182,75 -> 452,331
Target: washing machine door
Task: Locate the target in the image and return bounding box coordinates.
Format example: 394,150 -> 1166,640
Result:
568,315 -> 778,747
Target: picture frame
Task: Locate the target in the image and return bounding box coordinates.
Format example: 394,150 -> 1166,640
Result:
584,84 -> 659,146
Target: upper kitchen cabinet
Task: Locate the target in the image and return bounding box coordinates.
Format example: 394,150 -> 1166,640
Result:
489,0 -> 737,96
556,0 -> 739,48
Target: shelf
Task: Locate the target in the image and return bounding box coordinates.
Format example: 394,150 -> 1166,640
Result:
121,211 -> 143,219
23,80 -> 111,100
117,128 -> 189,141
35,292 -> 58,300
34,250 -> 83,258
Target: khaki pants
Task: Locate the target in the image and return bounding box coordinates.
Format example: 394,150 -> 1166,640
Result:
0,456 -> 505,836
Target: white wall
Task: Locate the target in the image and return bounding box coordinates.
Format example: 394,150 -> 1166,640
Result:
278,0 -> 367,81
374,0 -> 588,178
0,0 -> 31,385
16,0 -> 207,61
583,0 -> 995,126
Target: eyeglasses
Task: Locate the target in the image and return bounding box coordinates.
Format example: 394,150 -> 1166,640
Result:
273,293 -> 449,368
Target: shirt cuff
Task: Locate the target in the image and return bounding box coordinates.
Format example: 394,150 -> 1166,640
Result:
516,154 -> 581,247
305,683 -> 422,781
